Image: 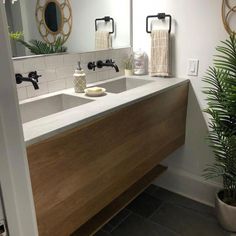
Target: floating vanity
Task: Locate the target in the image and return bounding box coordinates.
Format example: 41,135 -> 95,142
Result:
22,76 -> 189,236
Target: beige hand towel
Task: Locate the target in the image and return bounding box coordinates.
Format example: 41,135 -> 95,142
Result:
149,30 -> 170,77
95,31 -> 112,50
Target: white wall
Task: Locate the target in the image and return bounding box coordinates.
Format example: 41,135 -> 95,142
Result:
66,0 -> 131,52
133,0 -> 231,206
0,2 -> 38,235
0,191 -> 4,220
19,0 -> 41,55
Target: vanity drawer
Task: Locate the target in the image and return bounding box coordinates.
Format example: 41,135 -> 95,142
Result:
27,83 -> 189,236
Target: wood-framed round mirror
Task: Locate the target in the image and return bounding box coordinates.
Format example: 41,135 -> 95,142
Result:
222,0 -> 236,34
36,0 -> 72,44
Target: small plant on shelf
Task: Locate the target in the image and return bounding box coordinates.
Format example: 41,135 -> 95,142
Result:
123,54 -> 133,76
9,31 -> 67,55
123,54 -> 133,70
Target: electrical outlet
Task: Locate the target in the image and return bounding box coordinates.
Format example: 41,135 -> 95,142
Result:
0,220 -> 7,236
187,59 -> 199,76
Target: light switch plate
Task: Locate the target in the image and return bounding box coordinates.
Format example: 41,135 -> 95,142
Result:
187,59 -> 199,76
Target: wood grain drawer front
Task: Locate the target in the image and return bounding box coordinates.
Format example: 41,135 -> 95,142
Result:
27,83 -> 189,236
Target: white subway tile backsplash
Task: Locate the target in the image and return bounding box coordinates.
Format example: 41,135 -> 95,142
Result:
56,66 -> 74,80
26,83 -> 49,98
48,79 -> 66,93
97,71 -> 109,81
17,87 -> 28,100
14,60 -> 24,73
119,48 -> 132,61
108,70 -> 124,79
80,52 -> 96,65
63,54 -> 80,67
45,55 -> 64,69
66,77 -> 74,89
39,69 -> 57,82
13,47 -> 131,100
95,50 -> 111,61
111,49 -> 121,60
86,73 -> 97,84
23,57 -> 46,72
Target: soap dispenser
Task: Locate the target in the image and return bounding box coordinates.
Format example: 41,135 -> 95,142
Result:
73,62 -> 86,93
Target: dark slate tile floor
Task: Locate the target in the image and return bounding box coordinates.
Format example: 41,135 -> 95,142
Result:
94,185 -> 235,236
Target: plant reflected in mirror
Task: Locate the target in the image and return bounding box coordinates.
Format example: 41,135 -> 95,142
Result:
10,32 -> 67,54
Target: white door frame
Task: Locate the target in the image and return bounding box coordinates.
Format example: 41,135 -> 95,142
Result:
0,2 -> 38,236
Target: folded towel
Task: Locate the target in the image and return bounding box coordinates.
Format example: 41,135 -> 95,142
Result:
149,30 -> 170,77
95,31 -> 112,50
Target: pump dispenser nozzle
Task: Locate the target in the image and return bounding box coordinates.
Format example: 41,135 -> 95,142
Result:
77,61 -> 82,71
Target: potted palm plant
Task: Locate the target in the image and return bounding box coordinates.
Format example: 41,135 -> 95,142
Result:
203,34 -> 236,232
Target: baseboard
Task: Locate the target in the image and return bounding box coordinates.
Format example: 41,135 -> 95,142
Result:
153,166 -> 222,207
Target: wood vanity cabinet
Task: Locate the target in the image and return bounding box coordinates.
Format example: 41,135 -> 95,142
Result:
26,83 -> 189,236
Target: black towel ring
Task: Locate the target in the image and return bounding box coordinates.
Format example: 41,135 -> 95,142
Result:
146,13 -> 172,34
95,16 -> 115,34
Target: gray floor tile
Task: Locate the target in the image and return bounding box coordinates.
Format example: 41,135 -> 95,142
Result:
146,185 -> 215,219
126,192 -> 162,218
111,213 -> 180,236
150,203 -> 228,236
94,230 -> 111,236
145,184 -> 159,195
102,209 -> 131,233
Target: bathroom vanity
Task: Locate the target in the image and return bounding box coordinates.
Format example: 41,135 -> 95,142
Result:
23,76 -> 189,236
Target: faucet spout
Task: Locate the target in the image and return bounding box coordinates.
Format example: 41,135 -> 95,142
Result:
112,63 -> 119,72
26,78 -> 39,89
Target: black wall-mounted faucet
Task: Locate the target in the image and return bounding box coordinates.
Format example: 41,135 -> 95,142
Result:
97,59 -> 119,72
87,59 -> 119,72
15,71 -> 41,90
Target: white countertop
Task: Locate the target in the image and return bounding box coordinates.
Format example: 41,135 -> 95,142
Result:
22,75 -> 189,146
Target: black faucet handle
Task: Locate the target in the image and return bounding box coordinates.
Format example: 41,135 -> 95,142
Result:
106,59 -> 113,63
15,73 -> 23,84
28,71 -> 42,82
88,61 -> 96,71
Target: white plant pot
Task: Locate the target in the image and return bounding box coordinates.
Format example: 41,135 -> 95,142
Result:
124,69 -> 133,76
215,190 -> 236,232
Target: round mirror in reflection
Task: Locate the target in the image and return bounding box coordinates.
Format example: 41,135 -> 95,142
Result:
44,1 -> 62,33
36,0 -> 72,45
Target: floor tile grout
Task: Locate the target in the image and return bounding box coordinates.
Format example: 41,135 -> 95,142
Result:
147,201 -> 164,219
105,209 -> 132,234
145,188 -> 217,222
130,211 -> 181,236
95,186 -> 229,236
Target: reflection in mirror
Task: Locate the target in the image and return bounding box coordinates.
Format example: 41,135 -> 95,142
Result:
4,0 -> 131,58
44,1 -> 62,33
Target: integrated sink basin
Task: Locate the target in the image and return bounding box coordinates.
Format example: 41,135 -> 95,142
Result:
97,77 -> 154,93
20,94 -> 93,123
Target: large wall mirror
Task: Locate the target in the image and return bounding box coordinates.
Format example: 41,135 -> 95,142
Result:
4,0 -> 131,58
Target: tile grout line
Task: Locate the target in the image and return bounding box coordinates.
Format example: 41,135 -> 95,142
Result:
147,200 -> 164,220
145,187 -> 217,222
108,209 -> 132,233
130,211 -> 181,236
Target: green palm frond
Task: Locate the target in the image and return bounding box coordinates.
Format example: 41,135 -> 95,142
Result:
10,32 -> 67,55
203,34 -> 236,204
